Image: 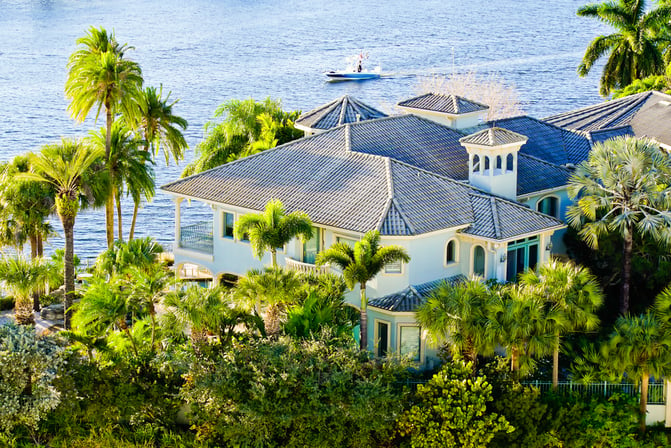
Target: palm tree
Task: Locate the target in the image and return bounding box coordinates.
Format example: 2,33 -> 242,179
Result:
234,199 -> 313,268
488,286 -> 555,376
131,85 -> 187,239
235,267 -> 302,337
577,0 -> 671,95
88,122 -> 154,241
20,139 -> 104,329
65,26 -> 143,247
603,309 -> 671,432
127,264 -> 174,351
0,255 -> 48,325
316,230 -> 410,351
416,276 -> 496,367
567,136 -> 671,314
95,237 -> 163,276
519,259 -> 603,389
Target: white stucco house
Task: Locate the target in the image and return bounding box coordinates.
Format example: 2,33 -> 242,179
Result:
161,91 -> 671,366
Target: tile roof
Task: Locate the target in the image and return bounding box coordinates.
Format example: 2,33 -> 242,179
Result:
460,127 -> 528,146
486,116 -> 592,166
295,95 -> 387,130
368,275 -> 466,312
162,118 -> 564,239
397,93 -> 489,115
544,91 -> 671,147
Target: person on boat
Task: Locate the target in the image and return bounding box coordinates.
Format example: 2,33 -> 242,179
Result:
356,57 -> 362,72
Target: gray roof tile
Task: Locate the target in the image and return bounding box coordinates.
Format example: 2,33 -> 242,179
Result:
397,93 -> 489,114
369,275 -> 466,312
544,91 -> 671,147
460,127 -> 528,146
162,116 -> 564,238
295,95 -> 387,130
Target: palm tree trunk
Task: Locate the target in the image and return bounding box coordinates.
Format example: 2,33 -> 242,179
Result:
271,249 -> 277,269
29,233 -> 40,312
121,325 -> 140,358
264,303 -> 281,337
116,188 -> 123,242
553,334 -> 560,390
511,346 -> 519,373
640,373 -> 649,433
129,200 -> 139,241
62,215 -> 75,330
105,104 -> 114,248
360,282 -> 368,351
622,227 -> 633,314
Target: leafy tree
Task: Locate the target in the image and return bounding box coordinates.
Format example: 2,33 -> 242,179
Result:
0,255 -> 48,325
89,121 -> 154,241
519,259 -> 603,389
0,323 -> 66,435
612,73 -> 671,98
396,360 -> 513,447
65,26 -> 143,247
235,267 -> 302,337
577,0 -> 671,95
234,199 -> 313,268
416,276 -> 497,367
180,336 -> 409,447
181,97 -> 302,177
317,230 -> 410,351
567,136 -> 671,314
21,139 -> 104,329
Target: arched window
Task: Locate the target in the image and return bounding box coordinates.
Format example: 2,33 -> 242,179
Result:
472,155 -> 480,173
473,245 -> 485,276
537,196 -> 559,218
484,156 -> 490,171
506,153 -> 514,171
445,239 -> 458,264
496,155 -> 502,170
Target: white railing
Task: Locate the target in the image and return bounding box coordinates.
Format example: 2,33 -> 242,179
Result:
285,257 -> 330,275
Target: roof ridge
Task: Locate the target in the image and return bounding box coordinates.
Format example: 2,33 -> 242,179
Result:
338,96 -> 349,126
598,93 -> 649,129
490,197 -> 502,239
344,124 -> 351,151
392,198 -> 416,235
297,97 -> 341,122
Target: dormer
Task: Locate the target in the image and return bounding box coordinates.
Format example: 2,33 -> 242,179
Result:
397,93 -> 489,130
294,95 -> 387,136
459,127 -> 528,200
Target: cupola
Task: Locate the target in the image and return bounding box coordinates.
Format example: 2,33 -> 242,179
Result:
397,93 -> 488,130
459,127 -> 528,200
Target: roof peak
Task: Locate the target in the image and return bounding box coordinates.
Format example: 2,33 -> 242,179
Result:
397,92 -> 489,115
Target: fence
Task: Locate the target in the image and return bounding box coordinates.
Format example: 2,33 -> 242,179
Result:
523,380 -> 666,405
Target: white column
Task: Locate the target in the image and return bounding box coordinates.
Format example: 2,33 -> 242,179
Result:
174,197 -> 183,247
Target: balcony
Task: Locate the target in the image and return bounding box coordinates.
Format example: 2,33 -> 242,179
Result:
179,221 -> 213,254
285,257 -> 330,275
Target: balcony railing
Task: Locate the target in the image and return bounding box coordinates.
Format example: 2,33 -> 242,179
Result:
179,221 -> 213,254
285,257 -> 330,275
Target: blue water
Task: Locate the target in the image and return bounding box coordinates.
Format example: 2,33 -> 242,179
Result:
0,0 -> 608,258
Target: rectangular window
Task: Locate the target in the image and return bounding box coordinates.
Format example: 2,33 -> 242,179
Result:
506,237 -> 540,281
336,236 -> 358,248
399,326 -> 421,362
385,260 -> 402,274
302,227 -> 320,264
222,212 -> 234,239
377,321 -> 389,357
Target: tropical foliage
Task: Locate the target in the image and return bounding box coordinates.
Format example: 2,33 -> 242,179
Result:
577,0 -> 671,95
181,97 -> 303,177
0,255 -> 48,325
567,136 -> 671,314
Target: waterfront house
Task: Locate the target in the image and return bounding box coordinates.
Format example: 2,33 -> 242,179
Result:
162,92 -> 670,365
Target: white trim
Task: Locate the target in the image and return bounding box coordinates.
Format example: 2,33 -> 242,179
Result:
517,185 -> 566,200
536,194 -> 561,219
373,318 -> 392,356
174,247 -> 214,262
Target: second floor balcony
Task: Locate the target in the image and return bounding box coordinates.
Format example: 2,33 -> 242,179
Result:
179,221 -> 213,254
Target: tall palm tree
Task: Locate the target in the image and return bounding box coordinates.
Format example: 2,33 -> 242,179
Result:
519,259 -> 603,389
316,230 -> 410,351
88,122 -> 154,241
416,276 -> 496,367
234,199 -> 313,268
235,267 -> 302,337
20,139 -> 104,329
0,255 -> 48,325
65,26 -> 143,247
577,0 -> 671,95
567,136 -> 671,314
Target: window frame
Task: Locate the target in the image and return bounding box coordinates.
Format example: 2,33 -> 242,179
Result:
444,238 -> 459,266
536,195 -> 560,219
221,211 -> 235,239
471,244 -> 486,277
397,324 -> 422,363
374,318 -> 392,357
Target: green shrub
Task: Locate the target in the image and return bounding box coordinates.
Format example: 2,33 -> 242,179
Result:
396,360 -> 513,448
0,296 -> 14,310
